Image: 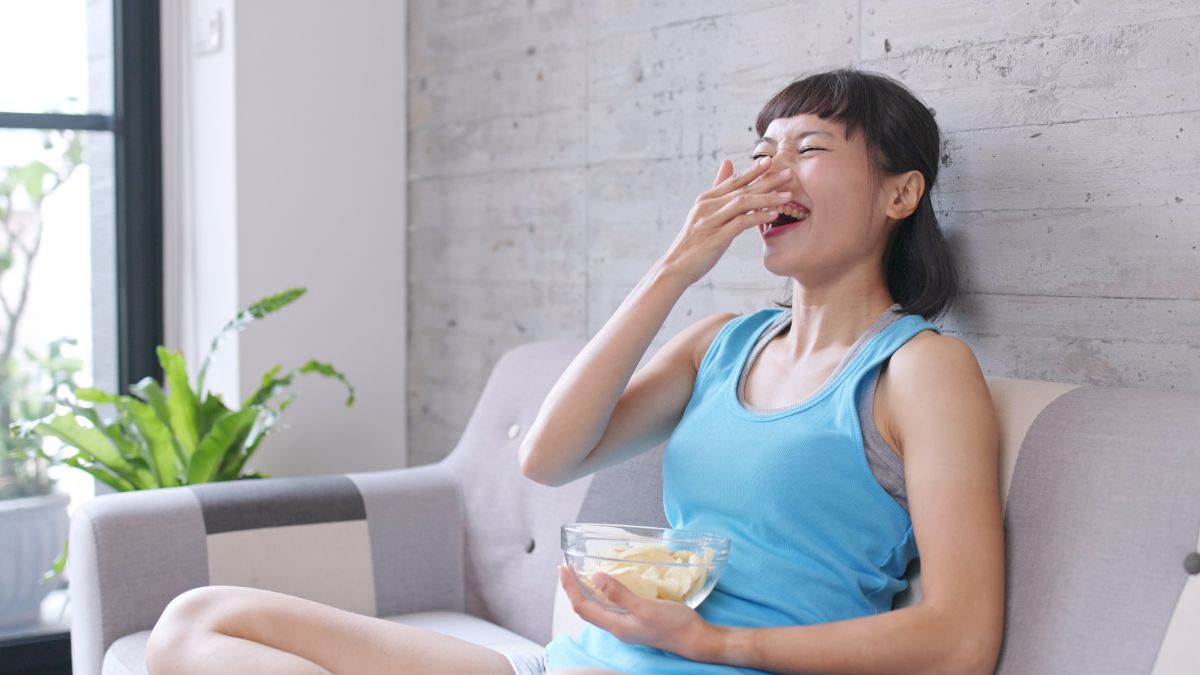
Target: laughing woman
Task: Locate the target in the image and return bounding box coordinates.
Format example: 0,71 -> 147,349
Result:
146,68 -> 1004,675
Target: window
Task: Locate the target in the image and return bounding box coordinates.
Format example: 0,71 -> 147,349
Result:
0,0 -> 161,667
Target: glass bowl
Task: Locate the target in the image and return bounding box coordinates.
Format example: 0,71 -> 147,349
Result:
561,523 -> 730,612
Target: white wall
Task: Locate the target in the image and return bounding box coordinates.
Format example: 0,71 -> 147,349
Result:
165,0 -> 407,476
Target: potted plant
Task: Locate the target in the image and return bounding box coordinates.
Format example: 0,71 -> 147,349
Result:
9,286 -> 355,587
0,130 -> 83,628
0,339 -> 82,629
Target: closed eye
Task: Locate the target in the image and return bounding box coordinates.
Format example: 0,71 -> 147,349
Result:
751,147 -> 824,160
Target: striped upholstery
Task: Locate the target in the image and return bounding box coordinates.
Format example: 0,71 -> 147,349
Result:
70,339 -> 1200,675
71,465 -> 467,675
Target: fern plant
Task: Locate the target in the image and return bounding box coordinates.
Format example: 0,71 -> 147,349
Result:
9,287 -> 355,580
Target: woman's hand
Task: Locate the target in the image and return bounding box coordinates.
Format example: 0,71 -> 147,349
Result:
657,156 -> 793,287
557,564 -> 716,660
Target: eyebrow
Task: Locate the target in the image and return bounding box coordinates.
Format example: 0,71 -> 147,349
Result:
755,130 -> 836,144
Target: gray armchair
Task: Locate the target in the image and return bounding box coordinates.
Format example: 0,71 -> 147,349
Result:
69,339 -> 1200,674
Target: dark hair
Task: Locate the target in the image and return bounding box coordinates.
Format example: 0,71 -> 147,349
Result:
755,68 -> 958,321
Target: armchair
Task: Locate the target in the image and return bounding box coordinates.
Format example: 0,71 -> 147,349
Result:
69,339 -> 1200,674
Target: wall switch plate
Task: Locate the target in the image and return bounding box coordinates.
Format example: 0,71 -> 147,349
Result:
193,10 -> 222,56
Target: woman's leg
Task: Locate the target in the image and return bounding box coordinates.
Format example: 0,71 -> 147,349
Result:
145,585 -> 515,675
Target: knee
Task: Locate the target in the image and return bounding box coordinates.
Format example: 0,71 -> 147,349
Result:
146,586 -> 238,672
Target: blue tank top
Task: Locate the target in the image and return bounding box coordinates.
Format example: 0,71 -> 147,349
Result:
545,308 -> 942,673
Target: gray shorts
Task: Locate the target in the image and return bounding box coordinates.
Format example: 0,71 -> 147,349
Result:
499,649 -> 548,675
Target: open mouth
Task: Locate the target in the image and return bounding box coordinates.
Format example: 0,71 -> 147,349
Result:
761,203 -> 810,234
769,212 -> 802,228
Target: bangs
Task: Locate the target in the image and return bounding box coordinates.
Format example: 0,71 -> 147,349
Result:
754,69 -> 876,146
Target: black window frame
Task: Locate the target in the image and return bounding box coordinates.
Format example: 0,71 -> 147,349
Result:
0,0 -> 161,670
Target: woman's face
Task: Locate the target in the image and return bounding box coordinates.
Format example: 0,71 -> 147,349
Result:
751,114 -> 908,282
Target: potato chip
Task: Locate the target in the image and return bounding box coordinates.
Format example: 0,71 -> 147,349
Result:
579,543 -> 713,603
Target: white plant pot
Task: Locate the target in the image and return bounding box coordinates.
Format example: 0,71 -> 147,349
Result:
0,490 -> 70,629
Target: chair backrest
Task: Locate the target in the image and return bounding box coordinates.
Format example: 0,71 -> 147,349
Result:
440,339 -> 670,644
443,339 -> 1200,674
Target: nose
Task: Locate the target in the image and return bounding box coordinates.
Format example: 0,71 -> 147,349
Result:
761,162 -> 793,186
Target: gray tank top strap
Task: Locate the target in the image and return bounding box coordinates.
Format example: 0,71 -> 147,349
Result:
736,304 -> 909,512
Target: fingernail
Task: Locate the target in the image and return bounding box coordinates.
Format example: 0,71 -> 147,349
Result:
757,157 -> 769,166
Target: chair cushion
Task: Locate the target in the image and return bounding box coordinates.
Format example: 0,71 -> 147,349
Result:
99,611 -> 544,674
388,610 -> 544,655
102,631 -> 149,675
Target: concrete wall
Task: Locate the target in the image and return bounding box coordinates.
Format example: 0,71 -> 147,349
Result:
406,0 -> 1200,466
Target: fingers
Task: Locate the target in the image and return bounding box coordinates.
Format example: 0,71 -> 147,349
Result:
714,189 -> 791,225
729,207 -> 783,234
707,156 -> 785,198
712,159 -> 734,188
590,572 -> 635,609
559,565 -> 586,607
559,565 -> 622,628
741,166 -> 792,196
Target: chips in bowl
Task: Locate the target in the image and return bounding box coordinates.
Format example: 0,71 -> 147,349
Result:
561,524 -> 729,611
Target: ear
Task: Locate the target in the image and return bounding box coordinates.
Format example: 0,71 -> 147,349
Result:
884,170 -> 925,222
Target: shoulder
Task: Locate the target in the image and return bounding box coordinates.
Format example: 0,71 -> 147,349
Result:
883,330 -> 996,453
681,311 -> 742,372
667,308 -> 782,373
890,330 -> 981,381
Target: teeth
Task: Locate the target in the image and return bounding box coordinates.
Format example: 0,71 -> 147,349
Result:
760,207 -> 810,235
779,204 -> 810,219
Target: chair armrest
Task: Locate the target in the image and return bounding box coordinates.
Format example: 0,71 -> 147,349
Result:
69,463 -> 464,675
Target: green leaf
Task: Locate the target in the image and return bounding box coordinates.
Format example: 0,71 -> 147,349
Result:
243,359 -> 355,409
196,288 -> 306,395
185,408 -> 259,484
130,376 -> 171,426
129,376 -> 183,465
73,387 -> 126,405
196,392 -> 231,440
126,456 -> 154,477
127,400 -> 180,487
34,416 -> 157,489
300,360 -> 356,407
35,414 -> 130,474
68,391 -> 152,466
63,454 -> 136,492
277,393 -> 297,413
158,347 -> 200,461
65,132 -> 82,168
241,364 -> 283,410
66,402 -> 105,429
103,418 -> 144,463
10,161 -> 54,201
40,538 -> 68,584
218,407 -> 279,480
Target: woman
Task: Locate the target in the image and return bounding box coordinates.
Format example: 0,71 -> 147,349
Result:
146,68 -> 1004,675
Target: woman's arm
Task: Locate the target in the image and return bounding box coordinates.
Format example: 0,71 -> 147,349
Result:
702,333 -> 1004,674
518,263 -> 714,487
520,156 -> 791,487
